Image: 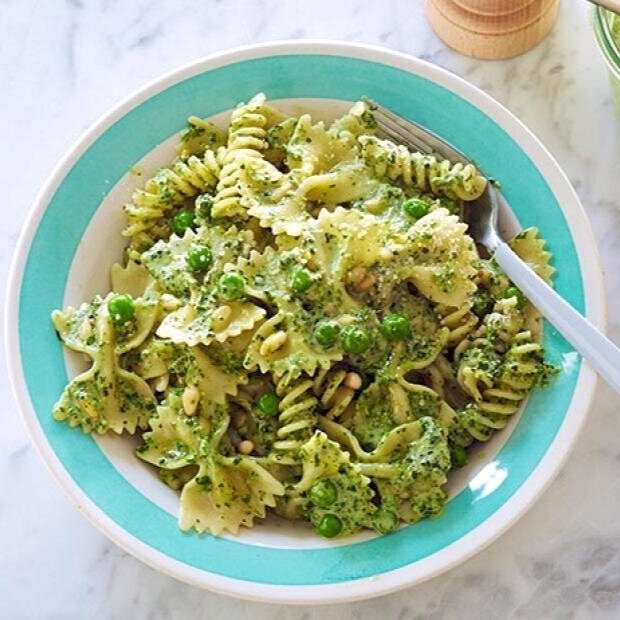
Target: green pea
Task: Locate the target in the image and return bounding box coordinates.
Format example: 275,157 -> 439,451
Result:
172,210 -> 196,235
290,268 -> 312,294
108,294 -> 135,324
309,479 -> 338,508
187,245 -> 213,272
471,290 -> 493,317
195,194 -> 213,221
381,313 -> 411,341
257,392 -> 280,416
451,445 -> 468,468
373,508 -> 398,534
341,325 -> 371,354
314,320 -> 340,347
218,272 -> 245,300
316,514 -> 343,538
403,197 -> 430,219
504,285 -> 526,309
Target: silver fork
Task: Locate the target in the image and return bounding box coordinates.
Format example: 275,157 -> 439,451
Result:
371,101 -> 620,394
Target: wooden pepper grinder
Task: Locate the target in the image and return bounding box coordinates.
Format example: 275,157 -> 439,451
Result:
426,0 -> 560,60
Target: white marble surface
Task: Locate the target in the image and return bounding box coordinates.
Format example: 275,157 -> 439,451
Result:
2,1 -> 620,617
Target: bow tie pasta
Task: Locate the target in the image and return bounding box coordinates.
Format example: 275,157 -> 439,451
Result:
52,94 -> 557,539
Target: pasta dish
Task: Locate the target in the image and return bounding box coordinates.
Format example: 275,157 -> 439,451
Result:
51,94 -> 557,539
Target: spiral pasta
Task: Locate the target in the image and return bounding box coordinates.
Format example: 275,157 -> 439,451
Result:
439,302 -> 480,346
123,146 -> 225,252
454,330 -> 552,443
176,115 -> 226,159
211,93 -> 271,219
312,367 -> 358,420
425,355 -> 452,401
359,135 -> 487,201
271,375 -> 318,464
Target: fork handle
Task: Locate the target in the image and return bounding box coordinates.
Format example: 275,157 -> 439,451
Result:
588,0 -> 620,15
493,242 -> 620,394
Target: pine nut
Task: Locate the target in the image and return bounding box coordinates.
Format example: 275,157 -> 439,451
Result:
358,273 -> 377,291
259,331 -> 288,356
237,440 -> 254,455
348,265 -> 366,286
152,372 -> 170,393
161,293 -> 182,311
338,314 -> 356,326
212,304 -> 233,330
347,265 -> 377,292
344,372 -> 363,390
182,386 -> 200,415
306,256 -> 319,271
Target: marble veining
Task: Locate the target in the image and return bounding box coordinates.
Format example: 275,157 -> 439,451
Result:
2,0 -> 620,617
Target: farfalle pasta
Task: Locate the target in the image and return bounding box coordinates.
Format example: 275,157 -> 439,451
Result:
52,94 -> 557,539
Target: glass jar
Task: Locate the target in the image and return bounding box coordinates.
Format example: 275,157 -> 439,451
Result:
593,6 -> 620,119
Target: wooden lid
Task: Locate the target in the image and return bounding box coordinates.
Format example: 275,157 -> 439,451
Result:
426,0 -> 560,59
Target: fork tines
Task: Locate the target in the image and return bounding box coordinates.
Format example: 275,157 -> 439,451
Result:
371,104 -> 435,155
369,100 -> 465,163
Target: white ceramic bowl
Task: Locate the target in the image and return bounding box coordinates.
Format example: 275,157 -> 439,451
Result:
6,40 -> 604,604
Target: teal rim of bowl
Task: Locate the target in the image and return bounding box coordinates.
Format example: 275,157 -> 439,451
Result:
18,53 -> 583,586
